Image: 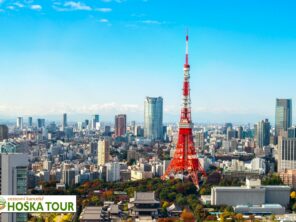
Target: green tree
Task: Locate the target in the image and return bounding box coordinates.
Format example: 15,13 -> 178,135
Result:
292,202 -> 296,212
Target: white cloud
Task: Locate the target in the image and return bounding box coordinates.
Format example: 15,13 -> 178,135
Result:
99,18 -> 109,23
95,8 -> 112,12
131,13 -> 145,17
31,4 -> 42,10
14,2 -> 24,8
0,103 -> 142,117
64,1 -> 91,10
101,0 -> 125,2
7,5 -> 15,10
141,20 -> 162,25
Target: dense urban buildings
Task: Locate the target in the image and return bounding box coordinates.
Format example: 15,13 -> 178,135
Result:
0,31 -> 295,222
144,97 -> 163,140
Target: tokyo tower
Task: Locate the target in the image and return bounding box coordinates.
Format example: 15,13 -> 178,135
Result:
162,33 -> 206,187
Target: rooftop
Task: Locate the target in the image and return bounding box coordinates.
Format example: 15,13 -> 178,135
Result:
79,206 -> 103,220
133,191 -> 159,204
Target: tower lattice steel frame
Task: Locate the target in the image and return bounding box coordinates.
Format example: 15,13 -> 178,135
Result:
162,33 -> 206,187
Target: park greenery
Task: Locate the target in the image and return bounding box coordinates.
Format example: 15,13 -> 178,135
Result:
29,172 -> 286,221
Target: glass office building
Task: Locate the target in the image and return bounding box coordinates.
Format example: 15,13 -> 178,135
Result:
275,99 -> 292,141
144,97 -> 163,140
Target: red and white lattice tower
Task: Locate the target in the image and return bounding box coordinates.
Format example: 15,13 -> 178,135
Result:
162,33 -> 206,187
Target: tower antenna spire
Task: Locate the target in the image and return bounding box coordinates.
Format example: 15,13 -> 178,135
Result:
185,29 -> 189,66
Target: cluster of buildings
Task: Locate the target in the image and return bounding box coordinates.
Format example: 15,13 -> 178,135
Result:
0,96 -> 296,221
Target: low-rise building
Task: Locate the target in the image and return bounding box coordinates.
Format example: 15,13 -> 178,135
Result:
131,169 -> 152,181
234,204 -> 285,215
211,178 -> 290,208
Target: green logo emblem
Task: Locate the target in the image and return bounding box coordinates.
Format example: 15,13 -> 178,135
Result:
0,197 -> 6,210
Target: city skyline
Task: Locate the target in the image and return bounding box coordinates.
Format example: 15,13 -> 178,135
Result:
1,0 -> 296,123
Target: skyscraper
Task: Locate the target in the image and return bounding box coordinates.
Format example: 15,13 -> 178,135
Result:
0,125 -> 8,141
115,114 -> 127,137
275,99 -> 292,141
0,153 -> 28,222
28,117 -> 33,128
237,126 -> 244,139
97,138 -> 109,165
62,113 -> 67,130
37,118 -> 45,128
16,117 -> 23,129
256,119 -> 271,148
92,114 -> 100,130
144,97 -> 163,140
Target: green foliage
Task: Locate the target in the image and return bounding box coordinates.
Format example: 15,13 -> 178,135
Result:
218,178 -> 242,186
292,202 -> 296,212
262,174 -> 283,185
37,178 -> 202,218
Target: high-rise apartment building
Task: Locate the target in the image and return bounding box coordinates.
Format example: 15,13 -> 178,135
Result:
16,117 -> 23,129
195,131 -> 205,148
97,139 -> 109,165
275,99 -> 292,141
278,134 -> 296,172
105,162 -> 120,182
0,153 -> 28,222
256,119 -> 271,148
115,114 -> 127,137
62,168 -> 77,187
0,125 -> 8,141
144,97 -> 163,140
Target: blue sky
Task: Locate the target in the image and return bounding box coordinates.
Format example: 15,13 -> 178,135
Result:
0,0 -> 296,123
